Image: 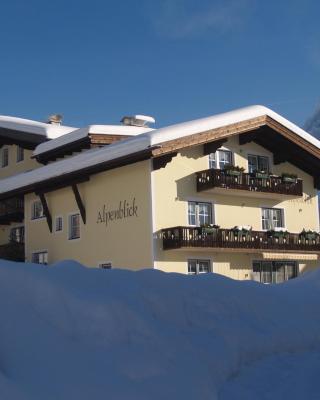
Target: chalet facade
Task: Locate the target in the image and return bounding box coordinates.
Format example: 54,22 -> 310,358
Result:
0,107 -> 319,284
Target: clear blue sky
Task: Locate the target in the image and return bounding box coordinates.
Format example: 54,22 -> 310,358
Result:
1,0 -> 319,129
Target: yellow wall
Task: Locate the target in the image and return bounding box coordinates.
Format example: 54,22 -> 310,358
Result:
153,136 -> 319,276
0,145 -> 38,179
25,160 -> 154,269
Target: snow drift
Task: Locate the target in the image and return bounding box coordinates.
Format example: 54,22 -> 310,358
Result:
0,260 -> 319,400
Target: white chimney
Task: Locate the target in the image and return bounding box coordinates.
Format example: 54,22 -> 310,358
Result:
121,114 -> 155,127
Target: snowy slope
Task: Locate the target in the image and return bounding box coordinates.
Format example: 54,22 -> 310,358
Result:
0,260 -> 320,400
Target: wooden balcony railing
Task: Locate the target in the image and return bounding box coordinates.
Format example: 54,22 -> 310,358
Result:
196,169 -> 303,196
162,226 -> 320,252
0,242 -> 24,262
0,198 -> 24,224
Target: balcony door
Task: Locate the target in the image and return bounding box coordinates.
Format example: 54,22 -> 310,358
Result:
261,208 -> 284,230
188,202 -> 213,226
248,154 -> 269,173
209,150 -> 233,170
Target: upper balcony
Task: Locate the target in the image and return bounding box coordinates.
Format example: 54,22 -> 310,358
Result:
196,169 -> 303,198
162,226 -> 320,254
0,198 -> 24,225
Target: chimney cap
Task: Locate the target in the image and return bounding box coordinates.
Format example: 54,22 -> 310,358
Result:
121,114 -> 155,127
47,114 -> 63,125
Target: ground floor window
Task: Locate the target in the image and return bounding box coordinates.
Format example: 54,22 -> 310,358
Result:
188,259 -> 211,275
32,251 -> 48,265
99,262 -> 112,269
252,261 -> 298,283
10,226 -> 24,243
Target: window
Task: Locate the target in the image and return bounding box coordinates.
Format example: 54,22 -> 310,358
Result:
55,216 -> 63,232
209,149 -> 233,170
31,200 -> 44,220
10,226 -> 24,243
248,155 -> 269,174
252,261 -> 297,283
188,259 -> 211,275
69,213 -> 80,240
1,148 -> 8,168
17,146 -> 24,162
261,208 -> 284,230
99,262 -> 112,269
32,251 -> 48,265
188,202 -> 212,226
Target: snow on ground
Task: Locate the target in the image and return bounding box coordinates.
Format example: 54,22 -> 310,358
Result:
0,260 -> 319,399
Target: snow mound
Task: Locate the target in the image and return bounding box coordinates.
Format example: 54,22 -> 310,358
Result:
0,260 -> 320,399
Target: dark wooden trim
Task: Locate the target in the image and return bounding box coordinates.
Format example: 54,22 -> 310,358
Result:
38,193 -> 52,233
152,152 -> 177,170
0,128 -> 48,149
71,184 -> 86,224
203,139 -> 227,155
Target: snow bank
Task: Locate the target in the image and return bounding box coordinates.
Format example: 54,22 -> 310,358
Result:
0,260 -> 319,399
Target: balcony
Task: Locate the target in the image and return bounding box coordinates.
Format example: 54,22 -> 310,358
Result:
162,226 -> 320,253
196,169 -> 303,198
0,198 -> 24,225
0,242 -> 24,261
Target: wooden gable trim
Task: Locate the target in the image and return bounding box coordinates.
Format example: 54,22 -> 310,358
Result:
151,116 -> 267,157
89,134 -> 130,145
265,116 -> 320,159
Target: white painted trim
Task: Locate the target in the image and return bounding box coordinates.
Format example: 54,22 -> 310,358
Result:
31,249 -> 49,265
259,205 -> 286,231
185,198 -> 216,226
186,257 -> 213,275
54,215 -> 63,233
67,211 -> 81,241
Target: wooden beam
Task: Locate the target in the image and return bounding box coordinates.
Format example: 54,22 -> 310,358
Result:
71,184 -> 86,224
203,139 -> 227,155
152,152 -> 177,170
38,193 -> 52,233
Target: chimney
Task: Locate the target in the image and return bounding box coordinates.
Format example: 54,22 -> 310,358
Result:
47,114 -> 63,125
121,114 -> 155,127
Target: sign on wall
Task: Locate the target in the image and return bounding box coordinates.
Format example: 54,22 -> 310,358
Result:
97,198 -> 138,227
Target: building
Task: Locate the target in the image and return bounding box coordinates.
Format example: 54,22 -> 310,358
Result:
0,106 -> 319,283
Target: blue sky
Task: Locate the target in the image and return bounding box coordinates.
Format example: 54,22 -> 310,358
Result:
1,0 -> 320,129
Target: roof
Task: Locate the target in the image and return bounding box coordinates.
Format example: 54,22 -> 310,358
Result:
33,124 -> 154,157
0,105 -> 319,198
0,115 -> 76,139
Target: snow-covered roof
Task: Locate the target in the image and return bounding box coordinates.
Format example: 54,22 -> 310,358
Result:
33,124 -> 154,157
0,105 -> 319,197
0,115 -> 76,139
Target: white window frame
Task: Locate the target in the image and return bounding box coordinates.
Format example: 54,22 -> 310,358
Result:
55,216 -> 63,233
31,200 -> 44,220
261,207 -> 285,231
16,146 -> 24,163
1,147 -> 9,168
187,259 -> 211,275
209,149 -> 233,170
188,201 -> 213,227
32,250 -> 48,265
68,213 -> 81,240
